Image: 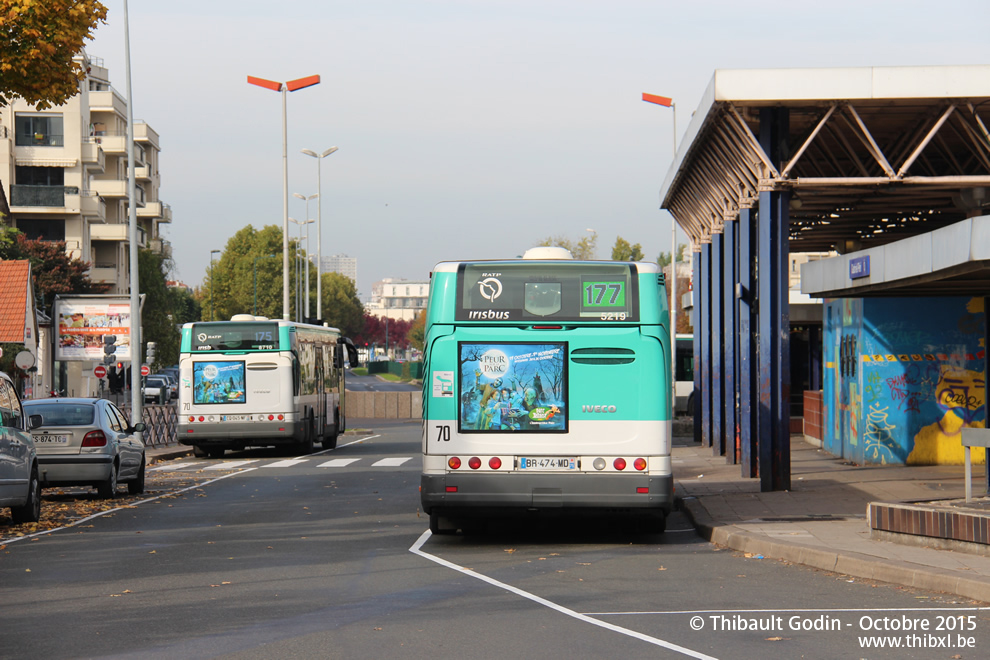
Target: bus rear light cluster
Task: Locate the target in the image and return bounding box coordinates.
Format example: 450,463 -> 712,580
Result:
592,457 -> 648,471
187,414 -> 285,423
446,456 -> 506,471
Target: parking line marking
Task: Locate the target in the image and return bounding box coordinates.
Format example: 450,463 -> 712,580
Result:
372,457 -> 412,467
262,459 -> 309,468
317,458 -> 361,468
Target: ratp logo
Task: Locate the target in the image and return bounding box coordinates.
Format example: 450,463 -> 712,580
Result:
478,277 -> 503,302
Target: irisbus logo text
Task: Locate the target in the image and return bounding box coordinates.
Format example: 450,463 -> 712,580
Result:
468,310 -> 511,320
582,405 -> 618,413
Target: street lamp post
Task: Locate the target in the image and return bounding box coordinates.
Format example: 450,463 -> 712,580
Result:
301,146 -> 338,321
253,254 -> 279,316
642,92 -> 678,380
210,249 -> 221,321
247,74 -> 320,321
289,218 -> 314,322
293,192 -> 318,319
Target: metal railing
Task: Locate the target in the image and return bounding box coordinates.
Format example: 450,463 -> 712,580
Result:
10,185 -> 78,206
15,133 -> 64,146
120,404 -> 178,448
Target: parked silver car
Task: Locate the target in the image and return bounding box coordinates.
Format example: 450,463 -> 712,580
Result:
22,398 -> 147,498
142,376 -> 169,405
0,371 -> 43,523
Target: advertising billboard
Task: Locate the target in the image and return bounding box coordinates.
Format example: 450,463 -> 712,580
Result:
54,297 -> 133,362
458,342 -> 567,433
192,361 -> 247,404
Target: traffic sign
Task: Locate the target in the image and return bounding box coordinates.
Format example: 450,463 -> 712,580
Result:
140,364 -> 151,377
94,365 -> 107,378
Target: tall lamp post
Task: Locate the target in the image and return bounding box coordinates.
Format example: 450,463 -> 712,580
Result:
247,74 -> 320,321
642,92 -> 678,380
210,249 -> 221,321
293,192 -> 319,318
289,218 -> 314,322
301,146 -> 338,321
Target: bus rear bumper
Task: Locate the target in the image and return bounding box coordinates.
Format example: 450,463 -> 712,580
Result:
177,421 -> 301,447
420,472 -> 673,515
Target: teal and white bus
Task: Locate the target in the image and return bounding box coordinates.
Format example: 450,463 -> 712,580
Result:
421,248 -> 674,534
178,315 -> 358,458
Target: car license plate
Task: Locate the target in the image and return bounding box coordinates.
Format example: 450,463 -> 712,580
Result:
519,457 -> 576,470
221,415 -> 248,422
34,434 -> 69,444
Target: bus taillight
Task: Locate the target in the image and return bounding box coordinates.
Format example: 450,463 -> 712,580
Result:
468,457 -> 482,470
613,458 -> 627,471
489,457 -> 502,470
448,457 -> 462,469
634,458 -> 647,471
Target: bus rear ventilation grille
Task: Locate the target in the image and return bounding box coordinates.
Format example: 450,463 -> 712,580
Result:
570,347 -> 635,365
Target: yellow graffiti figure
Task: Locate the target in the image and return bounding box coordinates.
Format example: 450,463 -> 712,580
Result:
907,365 -> 986,465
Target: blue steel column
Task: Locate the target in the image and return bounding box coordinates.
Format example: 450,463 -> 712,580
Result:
693,250 -> 702,443
700,243 -> 712,448
723,220 -> 737,464
757,107 -> 791,492
711,232 -> 724,456
737,207 -> 756,477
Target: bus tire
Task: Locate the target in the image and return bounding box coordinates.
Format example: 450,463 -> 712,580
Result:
429,511 -> 457,535
207,447 -> 225,459
193,445 -> 208,458
322,409 -> 339,450
298,409 -> 315,454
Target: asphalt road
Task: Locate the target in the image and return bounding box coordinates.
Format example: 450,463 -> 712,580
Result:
2,424 -> 989,659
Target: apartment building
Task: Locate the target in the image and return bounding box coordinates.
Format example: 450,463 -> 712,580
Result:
320,253 -> 357,284
0,51 -> 171,295
364,278 -> 429,321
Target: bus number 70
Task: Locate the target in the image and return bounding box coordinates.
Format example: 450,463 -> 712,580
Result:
435,425 -> 451,442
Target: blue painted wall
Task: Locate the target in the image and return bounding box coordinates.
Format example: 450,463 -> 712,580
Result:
824,296 -> 986,465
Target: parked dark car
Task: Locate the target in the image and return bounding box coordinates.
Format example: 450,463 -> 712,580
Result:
0,371 -> 43,523
22,398 -> 147,498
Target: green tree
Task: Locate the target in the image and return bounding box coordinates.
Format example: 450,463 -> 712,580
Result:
657,243 -> 688,268
168,286 -> 201,327
536,230 -> 598,260
407,309 -> 426,351
611,236 -> 644,261
319,272 -> 364,338
138,248 -> 179,369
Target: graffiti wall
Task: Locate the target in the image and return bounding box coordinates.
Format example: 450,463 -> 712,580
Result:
824,296 -> 986,465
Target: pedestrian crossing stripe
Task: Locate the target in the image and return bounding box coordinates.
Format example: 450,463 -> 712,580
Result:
204,460 -> 260,470
318,458 -> 361,468
373,457 -> 413,467
262,459 -> 310,468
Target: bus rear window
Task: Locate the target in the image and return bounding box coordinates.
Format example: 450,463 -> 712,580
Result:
190,323 -> 279,351
456,263 -> 638,322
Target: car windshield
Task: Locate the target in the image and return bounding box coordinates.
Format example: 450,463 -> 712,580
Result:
24,403 -> 95,426
147,378 -> 166,387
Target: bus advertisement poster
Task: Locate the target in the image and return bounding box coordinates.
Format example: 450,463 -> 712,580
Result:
458,342 -> 567,433
193,361 -> 247,404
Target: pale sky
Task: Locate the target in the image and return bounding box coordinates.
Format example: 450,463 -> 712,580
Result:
86,1 -> 989,300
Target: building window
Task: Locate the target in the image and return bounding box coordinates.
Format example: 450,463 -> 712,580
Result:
15,165 -> 64,187
15,114 -> 64,146
16,219 -> 65,242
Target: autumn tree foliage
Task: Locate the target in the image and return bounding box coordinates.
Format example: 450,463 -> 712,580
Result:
0,0 -> 108,109
1,232 -> 110,305
353,314 -> 413,351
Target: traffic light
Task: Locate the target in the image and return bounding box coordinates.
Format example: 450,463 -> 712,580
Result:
103,334 -> 117,365
146,341 -> 157,365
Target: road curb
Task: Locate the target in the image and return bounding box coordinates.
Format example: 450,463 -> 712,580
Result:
676,495 -> 990,604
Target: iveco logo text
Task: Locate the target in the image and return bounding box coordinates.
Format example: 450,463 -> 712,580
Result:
582,405 -> 618,413
468,310 -> 510,320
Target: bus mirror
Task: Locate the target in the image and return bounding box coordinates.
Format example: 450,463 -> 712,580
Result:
342,338 -> 359,368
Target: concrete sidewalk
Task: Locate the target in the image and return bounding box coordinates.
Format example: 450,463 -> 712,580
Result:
674,436 -> 990,603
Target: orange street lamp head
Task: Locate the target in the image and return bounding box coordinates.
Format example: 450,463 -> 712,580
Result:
642,92 -> 673,107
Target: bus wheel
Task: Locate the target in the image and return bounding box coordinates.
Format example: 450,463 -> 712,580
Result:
207,447 -> 225,459
193,446 -> 208,458
429,511 -> 457,535
322,410 -> 338,450
298,409 -> 315,454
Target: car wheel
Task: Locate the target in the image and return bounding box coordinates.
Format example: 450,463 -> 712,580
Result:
11,465 -> 41,523
97,461 -> 119,499
128,457 -> 146,495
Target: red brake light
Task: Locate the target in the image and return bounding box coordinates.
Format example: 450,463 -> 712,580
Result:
468,457 -> 482,470
82,430 -> 107,447
448,457 -> 461,469
268,414 -> 275,421
636,487 -> 650,493
198,416 -> 205,422
634,458 -> 647,471
613,458 -> 627,471
489,457 -> 502,470
277,414 -> 284,421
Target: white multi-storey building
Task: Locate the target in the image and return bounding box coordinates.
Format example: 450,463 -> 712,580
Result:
0,51 -> 170,295
364,278 -> 429,321
320,253 -> 357,284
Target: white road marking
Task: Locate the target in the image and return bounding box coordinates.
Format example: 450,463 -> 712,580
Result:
409,530 -> 718,660
148,462 -> 194,471
318,458 -> 361,468
262,459 -> 309,468
372,457 -> 413,467
203,460 -> 260,470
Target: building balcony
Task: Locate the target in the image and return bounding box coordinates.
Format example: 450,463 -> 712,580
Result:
133,123 -> 160,150
149,238 -> 172,258
138,200 -> 166,219
89,180 -> 146,205
89,224 -> 147,247
92,133 -> 126,155
80,140 -> 105,173
9,185 -> 80,210
80,192 -> 107,221
89,265 -> 119,284
89,89 -> 128,117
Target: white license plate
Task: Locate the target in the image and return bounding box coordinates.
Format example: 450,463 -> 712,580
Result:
34,434 -> 69,444
519,457 -> 576,470
220,415 -> 248,422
